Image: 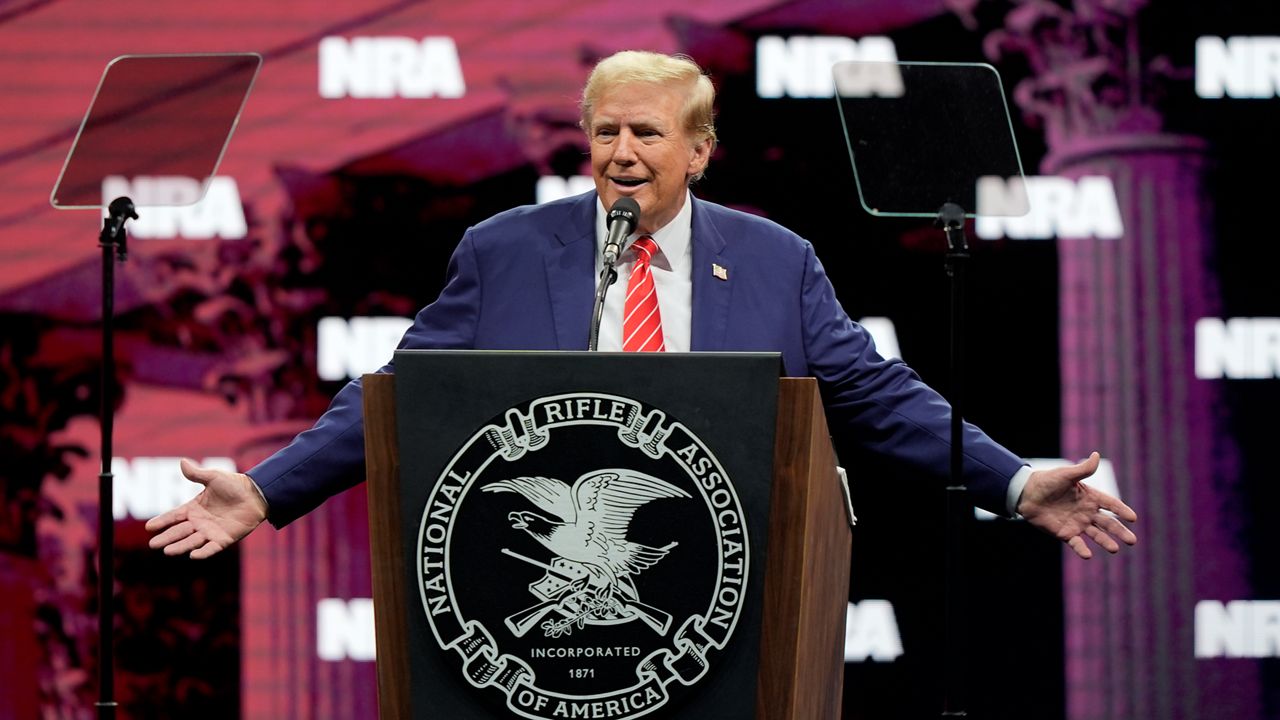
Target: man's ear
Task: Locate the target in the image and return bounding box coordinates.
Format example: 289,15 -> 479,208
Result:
688,137 -> 712,177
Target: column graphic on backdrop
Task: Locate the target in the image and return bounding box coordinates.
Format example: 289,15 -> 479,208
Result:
987,3 -> 1258,719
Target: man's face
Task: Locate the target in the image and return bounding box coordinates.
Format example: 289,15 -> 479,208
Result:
588,81 -> 711,235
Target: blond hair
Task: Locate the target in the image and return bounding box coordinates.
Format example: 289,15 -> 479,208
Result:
579,50 -> 718,155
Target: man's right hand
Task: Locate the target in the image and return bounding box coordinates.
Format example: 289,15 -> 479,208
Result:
146,458 -> 268,559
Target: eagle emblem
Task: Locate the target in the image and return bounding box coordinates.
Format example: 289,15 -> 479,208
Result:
484,469 -> 690,638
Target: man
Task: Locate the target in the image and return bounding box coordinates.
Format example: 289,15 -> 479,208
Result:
148,50 -> 1136,561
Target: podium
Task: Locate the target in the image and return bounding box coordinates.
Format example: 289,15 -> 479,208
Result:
363,352 -> 852,719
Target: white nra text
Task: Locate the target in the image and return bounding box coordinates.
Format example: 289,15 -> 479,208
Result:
113,457 -> 236,521
1196,318 -> 1280,379
1195,600 -> 1280,658
756,36 -> 900,99
100,176 -> 246,240
976,176 -> 1123,240
1196,37 -> 1280,99
319,36 -> 465,99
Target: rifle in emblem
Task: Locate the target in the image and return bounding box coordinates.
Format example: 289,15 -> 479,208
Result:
501,549 -> 673,637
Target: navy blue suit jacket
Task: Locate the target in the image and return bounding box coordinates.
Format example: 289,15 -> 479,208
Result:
251,191 -> 1023,525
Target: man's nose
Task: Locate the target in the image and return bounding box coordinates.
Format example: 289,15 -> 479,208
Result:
612,130 -> 638,163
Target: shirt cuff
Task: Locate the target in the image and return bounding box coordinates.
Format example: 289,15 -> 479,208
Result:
1006,465 -> 1033,517
246,473 -> 271,515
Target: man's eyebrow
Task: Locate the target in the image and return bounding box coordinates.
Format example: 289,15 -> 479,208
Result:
591,116 -> 666,133
618,117 -> 667,132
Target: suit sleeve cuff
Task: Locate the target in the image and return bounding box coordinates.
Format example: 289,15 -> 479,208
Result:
246,473 -> 271,517
1006,465 -> 1033,517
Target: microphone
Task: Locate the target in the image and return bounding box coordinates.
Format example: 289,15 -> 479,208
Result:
603,197 -> 640,266
588,197 -> 641,351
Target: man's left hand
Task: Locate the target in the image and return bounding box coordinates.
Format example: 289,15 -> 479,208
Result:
1017,452 -> 1138,559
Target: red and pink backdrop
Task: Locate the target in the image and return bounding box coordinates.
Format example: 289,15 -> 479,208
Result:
2,1 -> 1278,719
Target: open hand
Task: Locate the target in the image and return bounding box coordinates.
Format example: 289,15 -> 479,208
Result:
145,458 -> 268,559
1018,452 -> 1138,559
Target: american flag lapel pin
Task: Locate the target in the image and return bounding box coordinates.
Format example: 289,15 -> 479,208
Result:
712,263 -> 728,281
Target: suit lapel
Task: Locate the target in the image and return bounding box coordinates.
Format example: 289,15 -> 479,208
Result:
545,193 -> 598,350
690,197 -> 731,351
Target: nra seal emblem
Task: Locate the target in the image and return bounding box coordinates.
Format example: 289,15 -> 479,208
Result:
416,392 -> 750,719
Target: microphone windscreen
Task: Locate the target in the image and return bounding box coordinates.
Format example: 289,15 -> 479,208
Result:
607,197 -> 640,228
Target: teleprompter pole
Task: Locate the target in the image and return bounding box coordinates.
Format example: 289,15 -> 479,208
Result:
938,201 -> 970,718
96,196 -> 137,720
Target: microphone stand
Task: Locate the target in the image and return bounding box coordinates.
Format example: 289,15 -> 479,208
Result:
588,262 -> 619,351
97,196 -> 137,720
938,201 -> 969,718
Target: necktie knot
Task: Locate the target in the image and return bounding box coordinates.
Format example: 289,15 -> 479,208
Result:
632,235 -> 658,263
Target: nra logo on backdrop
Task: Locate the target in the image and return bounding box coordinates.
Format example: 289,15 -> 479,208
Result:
756,35 -> 901,98
1196,36 -> 1280,99
113,457 -> 236,521
317,598 -> 376,661
319,36 -> 465,99
1195,318 -> 1280,379
100,176 -> 247,240
1196,600 -> 1280,658
537,176 -> 595,204
975,176 -> 1124,240
844,600 -> 903,662
316,316 -> 414,381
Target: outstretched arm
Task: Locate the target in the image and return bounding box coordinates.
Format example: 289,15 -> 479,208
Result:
145,458 -> 268,559
1017,452 -> 1138,559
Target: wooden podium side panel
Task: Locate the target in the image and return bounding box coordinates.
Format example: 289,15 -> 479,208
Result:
363,374 -> 411,720
757,378 -> 852,720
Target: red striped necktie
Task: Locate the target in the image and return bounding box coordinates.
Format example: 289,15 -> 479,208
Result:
622,235 -> 665,352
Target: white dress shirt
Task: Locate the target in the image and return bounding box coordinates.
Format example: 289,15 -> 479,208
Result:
593,192 -> 694,353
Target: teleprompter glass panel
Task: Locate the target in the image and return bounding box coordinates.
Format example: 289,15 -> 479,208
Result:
834,61 -> 1028,219
51,53 -> 261,209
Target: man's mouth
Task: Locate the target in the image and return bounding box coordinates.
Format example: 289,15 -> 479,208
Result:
611,177 -> 647,188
